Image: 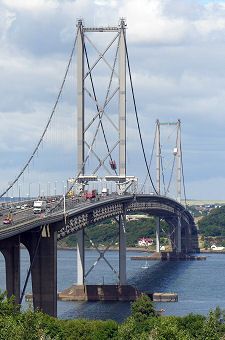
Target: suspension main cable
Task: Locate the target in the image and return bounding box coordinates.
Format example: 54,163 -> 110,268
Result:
122,28 -> 158,194
165,155 -> 175,195
49,99 -> 115,213
0,30 -> 78,198
164,128 -> 178,195
180,133 -> 187,207
160,152 -> 166,195
139,126 -> 157,193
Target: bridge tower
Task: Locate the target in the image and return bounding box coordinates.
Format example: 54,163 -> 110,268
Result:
76,19 -> 128,286
155,120 -> 161,252
155,119 -> 182,253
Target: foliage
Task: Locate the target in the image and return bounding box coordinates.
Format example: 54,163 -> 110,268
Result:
1,291 -> 225,339
131,294 -> 157,322
0,315 -> 24,340
188,206 -> 206,218
198,206 -> 225,237
176,313 -> 206,338
61,319 -> 117,340
0,291 -> 20,316
59,217 -> 170,248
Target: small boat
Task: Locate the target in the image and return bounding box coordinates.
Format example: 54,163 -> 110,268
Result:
141,260 -> 149,269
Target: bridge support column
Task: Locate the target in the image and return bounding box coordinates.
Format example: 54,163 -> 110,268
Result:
0,235 -> 20,304
156,217 -> 160,253
119,211 -> 126,285
21,225 -> 57,317
77,229 -> 85,285
176,214 -> 182,253
185,224 -> 196,253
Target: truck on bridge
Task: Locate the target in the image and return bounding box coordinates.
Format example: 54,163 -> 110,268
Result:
82,190 -> 97,200
33,200 -> 47,214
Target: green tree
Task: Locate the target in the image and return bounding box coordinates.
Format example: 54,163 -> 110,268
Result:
131,294 -> 157,322
0,316 -> 23,340
176,313 -> 205,338
0,291 -> 20,316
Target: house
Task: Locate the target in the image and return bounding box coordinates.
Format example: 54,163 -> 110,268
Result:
138,237 -> 153,247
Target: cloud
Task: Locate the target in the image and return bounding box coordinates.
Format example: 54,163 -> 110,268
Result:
2,0 -> 60,13
118,0 -> 194,45
1,0 -> 225,199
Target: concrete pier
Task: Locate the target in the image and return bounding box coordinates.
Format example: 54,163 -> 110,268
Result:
26,287 -> 178,303
0,235 -> 20,304
149,292 -> 178,302
21,225 -> 57,317
58,284 -> 139,301
57,284 -> 178,302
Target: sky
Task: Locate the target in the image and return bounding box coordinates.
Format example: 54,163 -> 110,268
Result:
1,0 -> 225,200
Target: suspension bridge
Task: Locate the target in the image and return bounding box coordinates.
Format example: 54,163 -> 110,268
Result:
0,19 -> 198,317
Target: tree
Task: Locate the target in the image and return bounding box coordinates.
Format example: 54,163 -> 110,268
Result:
131,294 -> 157,323
0,291 -> 20,316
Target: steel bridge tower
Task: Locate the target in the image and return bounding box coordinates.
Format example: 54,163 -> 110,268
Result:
76,19 -> 129,286
155,119 -> 182,253
76,18 -> 126,180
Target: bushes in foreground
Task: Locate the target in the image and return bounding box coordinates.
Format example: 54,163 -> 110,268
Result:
1,292 -> 225,339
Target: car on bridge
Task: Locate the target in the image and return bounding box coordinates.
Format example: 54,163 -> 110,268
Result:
3,216 -> 13,224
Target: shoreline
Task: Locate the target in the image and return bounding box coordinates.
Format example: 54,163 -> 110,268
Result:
57,246 -> 225,254
21,244 -> 225,254
56,246 -> 150,252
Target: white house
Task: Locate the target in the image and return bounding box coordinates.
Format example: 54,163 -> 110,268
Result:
138,237 -> 153,247
211,244 -> 224,251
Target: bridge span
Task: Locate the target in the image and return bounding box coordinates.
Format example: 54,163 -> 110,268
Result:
0,18 -> 200,318
0,194 -> 198,316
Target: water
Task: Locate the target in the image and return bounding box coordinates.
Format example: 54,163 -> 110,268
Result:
0,249 -> 225,322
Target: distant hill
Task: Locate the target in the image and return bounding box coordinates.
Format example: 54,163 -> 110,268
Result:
185,199 -> 225,206
57,208 -> 225,249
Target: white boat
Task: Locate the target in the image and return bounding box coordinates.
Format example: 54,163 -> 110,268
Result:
141,260 -> 149,269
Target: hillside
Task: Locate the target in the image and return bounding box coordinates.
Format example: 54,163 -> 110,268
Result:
58,216 -> 169,248
198,205 -> 225,237
58,207 -> 225,250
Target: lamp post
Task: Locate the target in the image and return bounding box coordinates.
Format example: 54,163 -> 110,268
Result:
54,181 -> 57,197
63,185 -> 66,224
28,183 -> 31,199
62,181 -> 64,195
48,182 -> 51,198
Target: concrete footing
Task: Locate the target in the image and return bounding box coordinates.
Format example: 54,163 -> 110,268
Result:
58,284 -> 139,301
26,284 -> 178,303
55,284 -> 178,302
149,292 -> 178,302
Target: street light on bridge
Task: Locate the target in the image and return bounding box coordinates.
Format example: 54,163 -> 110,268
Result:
63,185 -> 66,224
54,181 -> 57,196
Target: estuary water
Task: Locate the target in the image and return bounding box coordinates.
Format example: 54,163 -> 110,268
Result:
0,249 -> 225,322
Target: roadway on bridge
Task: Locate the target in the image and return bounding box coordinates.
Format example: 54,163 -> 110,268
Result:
0,195 -> 126,239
